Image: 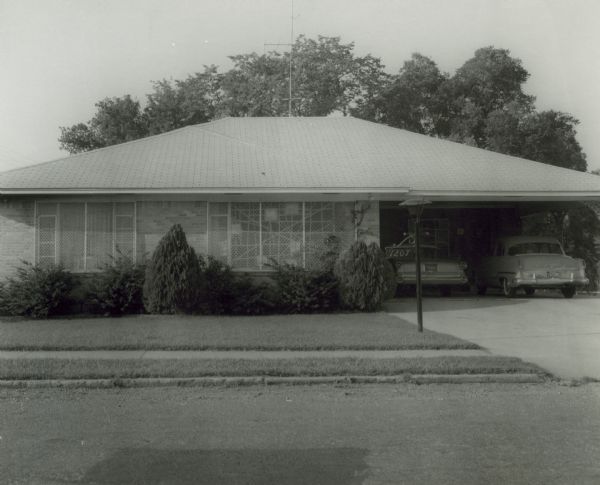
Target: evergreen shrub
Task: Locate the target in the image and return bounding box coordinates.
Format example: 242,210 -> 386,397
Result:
0,262 -> 76,318
334,241 -> 393,311
143,224 -> 202,313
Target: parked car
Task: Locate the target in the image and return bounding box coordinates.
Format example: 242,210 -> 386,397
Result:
474,236 -> 588,298
385,236 -> 469,296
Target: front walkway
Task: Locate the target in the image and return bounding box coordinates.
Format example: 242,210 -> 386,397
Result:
385,294 -> 600,380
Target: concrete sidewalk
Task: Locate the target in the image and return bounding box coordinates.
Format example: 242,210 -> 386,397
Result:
0,349 -> 491,360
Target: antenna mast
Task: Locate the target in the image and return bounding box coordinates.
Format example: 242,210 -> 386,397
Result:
265,0 -> 299,117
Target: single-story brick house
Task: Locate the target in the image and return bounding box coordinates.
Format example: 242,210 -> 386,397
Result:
1,117 -> 600,278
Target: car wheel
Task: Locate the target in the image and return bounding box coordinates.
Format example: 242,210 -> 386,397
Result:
439,286 -> 451,297
524,287 -> 535,296
561,286 -> 576,299
502,278 -> 516,298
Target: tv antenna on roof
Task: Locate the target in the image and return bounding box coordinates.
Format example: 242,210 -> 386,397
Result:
264,0 -> 300,117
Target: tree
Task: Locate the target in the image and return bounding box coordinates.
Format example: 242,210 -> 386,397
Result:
218,36 -> 389,117
372,53 -> 447,135
485,108 -> 587,171
58,36 -> 388,150
445,46 -> 535,147
219,52 -> 288,116
290,35 -> 388,116
58,123 -> 104,154
59,95 -> 148,154
145,65 -> 222,133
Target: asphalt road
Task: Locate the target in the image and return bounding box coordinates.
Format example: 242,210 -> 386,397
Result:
1,383 -> 599,484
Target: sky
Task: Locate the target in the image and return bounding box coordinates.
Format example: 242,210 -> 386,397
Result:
1,0 -> 599,172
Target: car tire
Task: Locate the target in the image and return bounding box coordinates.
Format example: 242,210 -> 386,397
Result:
561,286 -> 576,299
502,278 -> 517,298
440,286 -> 451,297
524,287 -> 535,296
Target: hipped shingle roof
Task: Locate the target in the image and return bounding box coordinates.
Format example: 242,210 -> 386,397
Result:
1,117 -> 599,199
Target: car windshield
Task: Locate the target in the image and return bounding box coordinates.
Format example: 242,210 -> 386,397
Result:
507,242 -> 563,256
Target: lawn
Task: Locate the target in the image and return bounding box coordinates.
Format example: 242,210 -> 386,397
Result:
0,313 -> 479,351
0,356 -> 547,380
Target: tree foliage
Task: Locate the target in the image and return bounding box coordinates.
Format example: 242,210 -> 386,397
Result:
372,53 -> 447,135
58,36 -> 389,153
59,95 -> 148,154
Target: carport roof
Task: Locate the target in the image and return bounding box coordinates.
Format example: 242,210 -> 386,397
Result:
1,116 -> 599,200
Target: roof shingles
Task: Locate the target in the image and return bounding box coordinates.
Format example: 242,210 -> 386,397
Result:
1,117 -> 599,195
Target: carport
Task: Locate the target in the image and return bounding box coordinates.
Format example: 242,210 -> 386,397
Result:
379,200 -> 596,285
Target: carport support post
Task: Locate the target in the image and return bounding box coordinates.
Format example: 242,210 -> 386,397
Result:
399,199 -> 431,333
415,207 -> 423,332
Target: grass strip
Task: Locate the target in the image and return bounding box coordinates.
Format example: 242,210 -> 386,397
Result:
0,313 -> 479,351
0,356 -> 548,380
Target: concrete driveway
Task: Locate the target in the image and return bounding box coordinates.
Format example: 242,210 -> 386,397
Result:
385,293 -> 600,380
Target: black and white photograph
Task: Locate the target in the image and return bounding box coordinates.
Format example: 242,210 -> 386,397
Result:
1,0 -> 599,483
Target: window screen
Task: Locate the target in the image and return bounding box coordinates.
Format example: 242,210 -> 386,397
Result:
230,202 -> 260,270
59,203 -> 85,271
36,201 -> 136,271
86,203 -> 113,270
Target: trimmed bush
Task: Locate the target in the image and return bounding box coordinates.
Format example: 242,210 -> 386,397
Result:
87,256 -> 145,315
229,276 -> 279,315
200,256 -> 236,314
143,224 -> 202,313
0,262 -> 76,318
271,262 -> 339,313
334,241 -> 392,311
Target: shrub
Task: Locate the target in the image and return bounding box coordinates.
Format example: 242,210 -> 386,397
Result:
200,256 -> 236,314
229,276 -> 279,315
87,256 -> 145,315
271,262 -> 339,313
334,241 -> 392,311
143,224 -> 202,313
0,262 -> 76,318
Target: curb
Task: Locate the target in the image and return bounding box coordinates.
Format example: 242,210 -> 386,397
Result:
0,373 -> 547,389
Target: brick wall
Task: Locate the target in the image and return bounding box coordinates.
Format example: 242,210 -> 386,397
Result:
0,200 -> 35,278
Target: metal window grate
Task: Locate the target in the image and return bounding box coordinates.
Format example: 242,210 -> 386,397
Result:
38,215 -> 56,266
262,202 -> 303,267
304,202 -> 354,269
